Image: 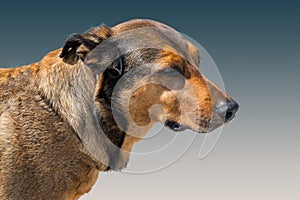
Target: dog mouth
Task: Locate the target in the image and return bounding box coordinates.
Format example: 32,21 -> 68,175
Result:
164,120 -> 188,132
164,119 -> 218,133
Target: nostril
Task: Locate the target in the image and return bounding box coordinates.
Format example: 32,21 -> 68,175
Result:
225,111 -> 233,121
224,100 -> 239,122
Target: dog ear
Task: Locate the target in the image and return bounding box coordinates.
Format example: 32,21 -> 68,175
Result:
60,25 -> 112,65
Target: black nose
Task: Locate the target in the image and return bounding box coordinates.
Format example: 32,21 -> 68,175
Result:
215,99 -> 239,122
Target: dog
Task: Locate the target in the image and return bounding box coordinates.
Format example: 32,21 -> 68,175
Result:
0,19 -> 239,199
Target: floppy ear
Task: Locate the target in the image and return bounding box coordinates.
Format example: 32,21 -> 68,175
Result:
59,34 -> 97,65
60,25 -> 112,65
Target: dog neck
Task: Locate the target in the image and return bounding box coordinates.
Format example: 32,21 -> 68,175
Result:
35,49 -> 130,171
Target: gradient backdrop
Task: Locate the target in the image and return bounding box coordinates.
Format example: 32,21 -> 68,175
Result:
1,0 -> 299,199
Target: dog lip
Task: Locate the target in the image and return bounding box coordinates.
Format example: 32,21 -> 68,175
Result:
164,120 -> 187,132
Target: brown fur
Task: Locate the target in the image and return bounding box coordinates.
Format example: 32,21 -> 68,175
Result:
0,19 -> 234,199
0,49 -> 103,200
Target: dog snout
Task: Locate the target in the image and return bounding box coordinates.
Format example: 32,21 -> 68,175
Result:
215,99 -> 239,123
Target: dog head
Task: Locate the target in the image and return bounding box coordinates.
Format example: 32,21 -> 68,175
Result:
60,19 -> 239,167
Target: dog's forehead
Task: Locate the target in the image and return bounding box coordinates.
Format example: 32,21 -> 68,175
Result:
111,28 -> 197,65
110,20 -> 198,60
111,19 -> 177,35
85,21 -> 199,73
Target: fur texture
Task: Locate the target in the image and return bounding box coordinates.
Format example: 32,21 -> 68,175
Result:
0,19 -> 236,200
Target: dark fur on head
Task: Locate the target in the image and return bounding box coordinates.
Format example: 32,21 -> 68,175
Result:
60,25 -> 112,64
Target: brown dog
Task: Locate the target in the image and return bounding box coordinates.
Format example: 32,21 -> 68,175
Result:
0,19 -> 238,199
